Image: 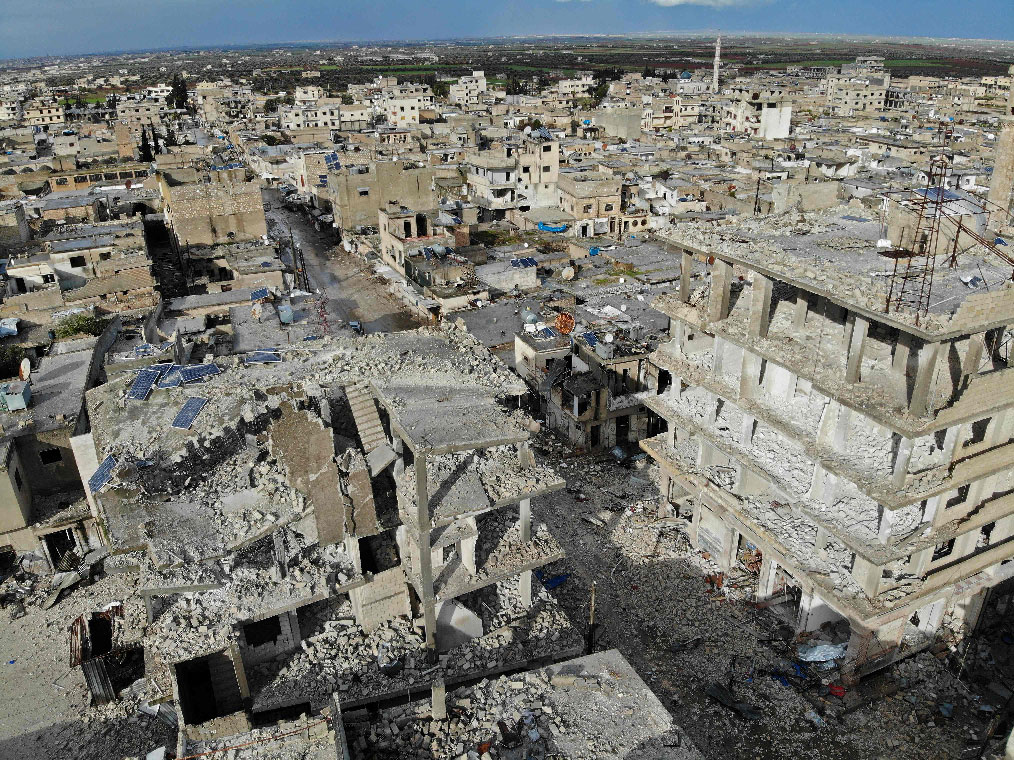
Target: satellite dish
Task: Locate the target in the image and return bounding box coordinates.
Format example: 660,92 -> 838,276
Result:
561,266 -> 575,281
524,126 -> 532,134
19,358 -> 30,381
604,333 -> 615,344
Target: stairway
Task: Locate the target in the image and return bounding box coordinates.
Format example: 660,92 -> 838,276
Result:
346,382 -> 387,453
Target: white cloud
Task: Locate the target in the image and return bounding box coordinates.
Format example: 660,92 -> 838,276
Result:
649,0 -> 763,6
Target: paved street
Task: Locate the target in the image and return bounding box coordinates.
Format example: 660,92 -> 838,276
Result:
262,189 -> 425,335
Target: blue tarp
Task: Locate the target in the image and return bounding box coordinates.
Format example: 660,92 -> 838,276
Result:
588,247 -> 600,256
537,222 -> 568,233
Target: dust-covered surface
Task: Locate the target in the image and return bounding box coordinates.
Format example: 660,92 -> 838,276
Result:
528,433 -> 1006,760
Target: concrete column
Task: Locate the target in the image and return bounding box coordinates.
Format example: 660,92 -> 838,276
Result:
891,436 -> 915,490
924,494 -> 943,525
832,405 -> 852,452
707,259 -> 733,322
697,439 -> 715,469
909,546 -> 933,576
909,341 -> 941,416
814,526 -> 829,559
519,498 -> 532,543
757,558 -> 778,599
679,251 -> 693,303
460,534 -> 477,574
739,351 -> 763,400
845,315 -> 869,383
961,334 -> 984,383
878,507 -> 896,545
414,453 -> 437,651
518,569 -> 533,609
942,425 -> 961,463
740,414 -> 755,447
822,472 -> 839,507
712,336 -> 727,376
748,272 -> 773,338
70,432 -> 101,522
431,679 -> 447,720
851,555 -> 881,598
792,290 -> 809,329
393,436 -> 405,480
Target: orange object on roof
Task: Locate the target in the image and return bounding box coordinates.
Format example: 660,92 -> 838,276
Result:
555,312 -> 575,335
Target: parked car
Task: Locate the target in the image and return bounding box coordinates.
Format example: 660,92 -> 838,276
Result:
349,320 -> 364,335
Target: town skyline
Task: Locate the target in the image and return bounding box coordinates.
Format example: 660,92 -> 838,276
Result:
2,0 -> 1014,60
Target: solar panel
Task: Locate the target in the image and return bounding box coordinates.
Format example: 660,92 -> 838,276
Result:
157,367 -> 183,389
539,327 -> 557,339
178,363 -> 220,384
245,350 -> 282,364
250,287 -> 270,301
171,397 -> 208,430
583,331 -> 598,347
88,455 -> 117,493
524,257 -> 538,267
510,259 -> 520,268
126,368 -> 161,401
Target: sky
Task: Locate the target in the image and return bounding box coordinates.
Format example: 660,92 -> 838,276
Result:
0,0 -> 1012,60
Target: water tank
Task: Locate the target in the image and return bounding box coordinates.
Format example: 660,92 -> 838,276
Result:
521,309 -> 539,325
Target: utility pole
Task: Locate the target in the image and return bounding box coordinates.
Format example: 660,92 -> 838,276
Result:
585,581 -> 598,654
753,177 -> 762,216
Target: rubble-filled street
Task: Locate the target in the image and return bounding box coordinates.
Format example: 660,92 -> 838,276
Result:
529,436 -> 1005,760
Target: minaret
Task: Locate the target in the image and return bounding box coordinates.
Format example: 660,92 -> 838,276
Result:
987,64 -> 1014,230
713,35 -> 721,94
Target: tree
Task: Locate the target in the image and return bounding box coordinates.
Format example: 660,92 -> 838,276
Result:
341,94 -> 354,105
150,125 -> 161,155
264,98 -> 280,113
53,314 -> 110,340
164,123 -> 178,147
169,73 -> 189,110
138,127 -> 154,162
0,345 -> 25,379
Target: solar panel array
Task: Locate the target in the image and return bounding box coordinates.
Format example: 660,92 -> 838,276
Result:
172,397 -> 208,430
539,326 -> 558,339
582,331 -> 598,347
510,257 -> 537,268
126,368 -> 162,401
88,455 -> 117,493
250,287 -> 270,301
324,152 -> 341,170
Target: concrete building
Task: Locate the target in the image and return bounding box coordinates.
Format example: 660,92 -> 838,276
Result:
642,214 -> 1014,678
159,171 -> 268,249
722,88 -> 793,141
22,101 -> 64,127
449,71 -> 487,106
328,160 -> 438,232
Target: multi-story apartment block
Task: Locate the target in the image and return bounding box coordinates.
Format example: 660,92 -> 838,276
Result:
721,88 -> 793,140
641,216 -> 1014,679
449,71 -> 487,106
22,101 -> 64,127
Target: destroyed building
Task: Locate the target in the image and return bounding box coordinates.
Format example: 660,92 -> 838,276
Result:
81,328 -> 581,755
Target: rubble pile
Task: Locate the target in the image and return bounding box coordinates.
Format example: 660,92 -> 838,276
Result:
529,438 -> 980,760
